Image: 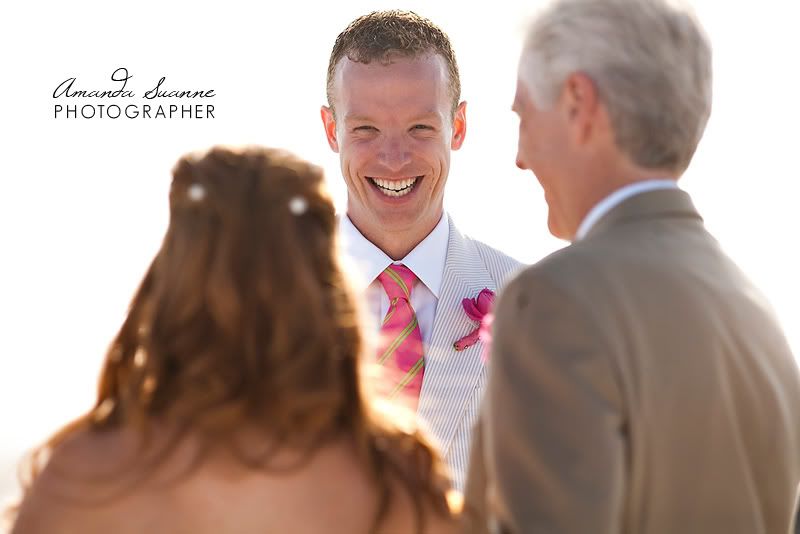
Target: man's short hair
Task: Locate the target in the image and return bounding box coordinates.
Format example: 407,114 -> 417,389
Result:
520,0 -> 713,174
326,10 -> 461,115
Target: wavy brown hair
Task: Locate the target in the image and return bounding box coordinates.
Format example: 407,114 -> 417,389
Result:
13,146 -> 452,533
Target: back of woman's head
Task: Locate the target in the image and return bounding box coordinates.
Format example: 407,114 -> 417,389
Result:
10,147 -> 454,534
99,146 -> 363,443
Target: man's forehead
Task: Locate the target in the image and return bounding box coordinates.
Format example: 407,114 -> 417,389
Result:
512,78 -> 524,104
513,76 -> 536,106
332,56 -> 451,117
342,109 -> 444,123
333,54 -> 449,87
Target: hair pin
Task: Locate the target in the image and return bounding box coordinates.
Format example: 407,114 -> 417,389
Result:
187,183 -> 206,202
289,196 -> 308,215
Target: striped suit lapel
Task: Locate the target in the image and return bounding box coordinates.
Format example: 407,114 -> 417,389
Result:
417,216 -> 496,453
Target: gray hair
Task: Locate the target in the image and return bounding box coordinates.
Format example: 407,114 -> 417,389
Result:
519,0 -> 712,174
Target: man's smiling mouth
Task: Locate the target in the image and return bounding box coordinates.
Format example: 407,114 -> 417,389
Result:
368,176 -> 421,197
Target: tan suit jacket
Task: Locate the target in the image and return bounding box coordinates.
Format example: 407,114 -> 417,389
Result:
464,189 -> 800,533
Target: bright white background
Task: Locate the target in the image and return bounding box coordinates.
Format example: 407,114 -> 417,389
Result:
1,0 -> 798,506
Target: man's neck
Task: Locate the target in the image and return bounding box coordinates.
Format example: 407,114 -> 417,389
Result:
348,213 -> 441,261
567,159 -> 678,240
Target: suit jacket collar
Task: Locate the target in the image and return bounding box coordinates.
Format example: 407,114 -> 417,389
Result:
583,187 -> 703,241
417,215 -> 496,453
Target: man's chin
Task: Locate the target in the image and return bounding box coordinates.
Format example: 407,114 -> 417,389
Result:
373,208 -> 443,235
547,214 -> 570,241
375,215 -> 421,235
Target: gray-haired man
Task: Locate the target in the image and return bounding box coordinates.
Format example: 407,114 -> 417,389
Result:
464,0 -> 800,532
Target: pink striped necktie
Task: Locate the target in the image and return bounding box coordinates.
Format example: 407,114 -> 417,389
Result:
376,263 -> 425,407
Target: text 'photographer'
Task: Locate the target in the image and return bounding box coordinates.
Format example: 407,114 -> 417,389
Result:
52,67 -> 215,120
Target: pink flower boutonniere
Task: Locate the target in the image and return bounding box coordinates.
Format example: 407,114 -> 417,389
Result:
454,288 -> 495,360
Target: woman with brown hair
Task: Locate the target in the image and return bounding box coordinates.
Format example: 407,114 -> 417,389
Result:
10,146 -> 458,534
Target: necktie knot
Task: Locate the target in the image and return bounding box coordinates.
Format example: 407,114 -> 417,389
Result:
377,264 -> 417,301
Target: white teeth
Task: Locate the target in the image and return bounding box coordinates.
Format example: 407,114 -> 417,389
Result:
382,188 -> 411,197
370,177 -> 418,197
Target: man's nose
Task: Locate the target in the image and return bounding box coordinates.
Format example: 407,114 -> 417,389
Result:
515,141 -> 529,170
378,136 -> 412,172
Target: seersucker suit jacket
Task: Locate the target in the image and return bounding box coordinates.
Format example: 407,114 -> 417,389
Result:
416,215 -> 522,491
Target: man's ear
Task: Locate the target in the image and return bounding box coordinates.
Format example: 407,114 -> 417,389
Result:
562,72 -> 600,145
320,105 -> 339,152
451,101 -> 467,150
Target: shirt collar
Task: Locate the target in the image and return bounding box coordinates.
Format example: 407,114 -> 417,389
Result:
574,179 -> 679,241
338,213 -> 449,298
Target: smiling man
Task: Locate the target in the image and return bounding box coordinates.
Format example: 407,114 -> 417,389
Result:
320,11 -> 521,491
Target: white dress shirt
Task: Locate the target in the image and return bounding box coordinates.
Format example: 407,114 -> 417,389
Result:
575,179 -> 680,241
338,213 -> 449,345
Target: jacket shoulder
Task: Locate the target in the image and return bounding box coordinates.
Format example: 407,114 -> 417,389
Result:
464,235 -> 525,287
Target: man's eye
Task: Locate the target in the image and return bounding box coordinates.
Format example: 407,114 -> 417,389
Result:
412,124 -> 432,130
354,125 -> 377,132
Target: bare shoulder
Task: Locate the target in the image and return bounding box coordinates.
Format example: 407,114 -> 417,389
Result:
11,422 -> 208,534
370,433 -> 460,534
10,427 -> 140,534
378,477 -> 459,534
12,428 -> 459,534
